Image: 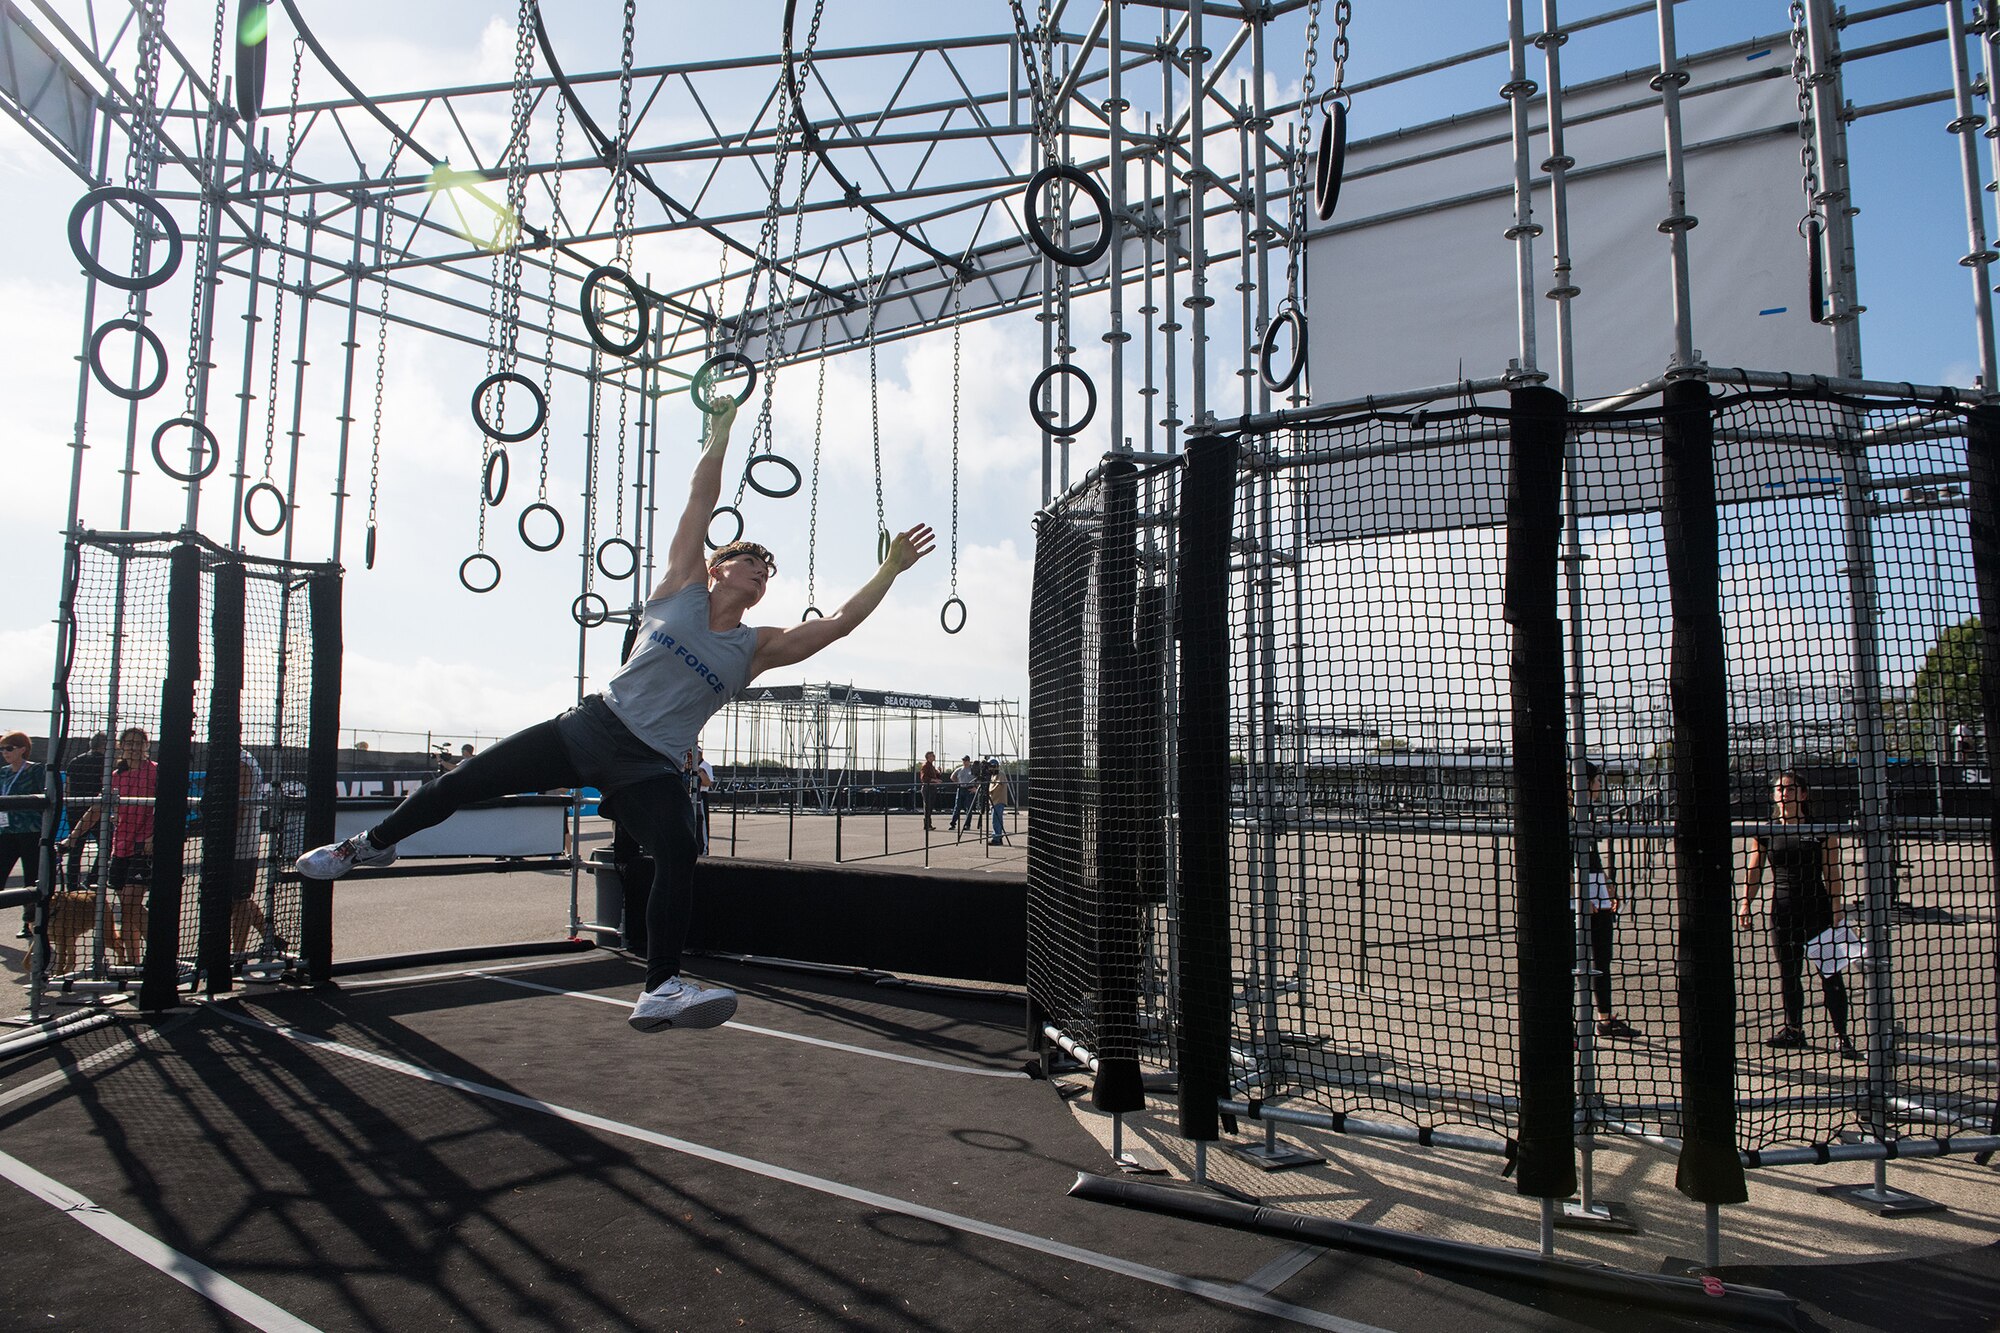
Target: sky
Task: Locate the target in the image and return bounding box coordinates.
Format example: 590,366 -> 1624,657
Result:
0,0 -> 1987,757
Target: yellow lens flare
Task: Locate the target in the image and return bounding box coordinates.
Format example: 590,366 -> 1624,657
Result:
426,164 -> 520,254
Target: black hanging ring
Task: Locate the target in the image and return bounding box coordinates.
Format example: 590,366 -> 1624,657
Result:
940,596 -> 967,635
571,592 -> 610,628
364,522 -> 378,570
149,417 -> 221,482
518,501 -> 565,552
691,351 -> 758,413
706,506 -> 744,549
1806,226 -> 1827,325
801,605 -> 824,621
88,318 -> 169,400
1258,305 -> 1308,394
483,449 -> 510,506
745,453 -> 802,499
1024,164 -> 1112,267
234,1 -> 270,123
1314,103 -> 1348,222
471,371 -> 545,443
580,264 -> 649,357
596,537 -> 638,580
68,187 -> 183,291
877,529 -> 893,563
1029,362 -> 1097,436
458,553 -> 501,593
244,481 -> 289,535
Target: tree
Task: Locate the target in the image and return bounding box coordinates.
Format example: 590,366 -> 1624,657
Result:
1911,616 -> 1982,756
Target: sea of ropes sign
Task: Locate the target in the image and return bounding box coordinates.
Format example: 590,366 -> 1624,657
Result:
740,684 -> 981,714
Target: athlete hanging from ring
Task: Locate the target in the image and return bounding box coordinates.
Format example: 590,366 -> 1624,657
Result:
294,395 -> 936,1032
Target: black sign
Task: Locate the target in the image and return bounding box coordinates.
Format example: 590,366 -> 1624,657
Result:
732,684 -> 980,714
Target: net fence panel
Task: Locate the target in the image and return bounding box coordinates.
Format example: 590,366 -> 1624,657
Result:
1027,461 -> 1177,1101
55,535 -> 320,995
1233,411 -> 1521,1138
1716,392 -> 1994,1150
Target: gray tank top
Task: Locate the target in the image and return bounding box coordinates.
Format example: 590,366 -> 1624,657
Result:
601,583 -> 758,765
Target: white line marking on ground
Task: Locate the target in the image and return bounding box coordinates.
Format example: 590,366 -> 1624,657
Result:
212,1006 -> 1387,1333
1240,1242 -> 1324,1295
338,954 -> 597,990
0,1148 -> 322,1333
472,972 -> 1029,1079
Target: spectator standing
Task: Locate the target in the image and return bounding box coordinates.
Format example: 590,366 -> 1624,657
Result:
918,751 -> 942,831
0,732 -> 46,938
60,727 -> 155,966
948,756 -> 977,831
987,762 -> 1012,845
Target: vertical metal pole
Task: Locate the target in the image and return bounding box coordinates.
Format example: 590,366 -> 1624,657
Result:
278,206 -> 319,566
1161,16 -> 1182,454
1505,0 -> 1544,382
328,201 -> 368,566
1654,0 -> 1701,374
1803,0 -> 1864,378
1540,0 -> 1580,399
1107,0 -> 1129,457
576,344 -> 603,710
231,143 -> 272,550
1185,0 -> 1211,431
1237,90 -> 1256,419
1945,0 -> 2000,394
1142,116 -> 1159,456
181,104 -> 226,534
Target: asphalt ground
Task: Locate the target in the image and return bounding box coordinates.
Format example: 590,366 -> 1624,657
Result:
0,818 -> 1990,1329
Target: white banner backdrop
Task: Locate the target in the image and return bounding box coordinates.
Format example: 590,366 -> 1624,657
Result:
1304,43 -> 1838,406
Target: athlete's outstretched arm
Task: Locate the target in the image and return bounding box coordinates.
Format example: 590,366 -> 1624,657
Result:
749,524 -> 935,677
654,397 -> 739,601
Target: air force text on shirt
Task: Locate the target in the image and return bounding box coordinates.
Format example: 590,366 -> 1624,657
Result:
648,628 -> 728,693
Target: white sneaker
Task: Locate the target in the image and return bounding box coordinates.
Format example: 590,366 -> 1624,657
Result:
295,832 -> 398,880
629,976 -> 738,1032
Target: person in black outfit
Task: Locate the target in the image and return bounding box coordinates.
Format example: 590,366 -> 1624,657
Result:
1578,764 -> 1638,1039
1738,770 -> 1859,1060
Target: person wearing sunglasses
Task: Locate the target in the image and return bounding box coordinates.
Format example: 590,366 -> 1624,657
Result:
296,394 -> 935,1033
0,732 -> 45,938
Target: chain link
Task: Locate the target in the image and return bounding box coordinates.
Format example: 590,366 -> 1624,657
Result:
538,98 -> 565,503
867,226 -> 885,545
949,272 -> 963,597
124,0 -> 166,310
260,40 -> 306,488
614,0 -> 636,269
1007,0 -> 1059,162
1286,0 -> 1325,308
367,142 -> 404,545
1789,0 -> 1822,238
179,0 -> 231,422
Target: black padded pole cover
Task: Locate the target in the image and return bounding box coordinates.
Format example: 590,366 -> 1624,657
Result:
302,569 -> 342,985
1505,385 -> 1576,1200
1176,435 -> 1239,1141
139,542 -> 202,1011
198,561 -> 246,994
1093,458 -> 1145,1114
1660,378 -> 1749,1204
1965,405 -> 2000,1132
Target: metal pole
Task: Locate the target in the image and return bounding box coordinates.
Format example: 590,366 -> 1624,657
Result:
1653,0 -> 1701,375
1944,0 -> 2000,395
328,199 -> 368,566
181,103 -> 226,534
1185,0 -> 1211,431
1803,0 -> 1865,379
1504,0 -> 1545,382
1107,0 -> 1129,460
1540,0 -> 1581,398
278,204 -> 319,567
230,140 -> 272,550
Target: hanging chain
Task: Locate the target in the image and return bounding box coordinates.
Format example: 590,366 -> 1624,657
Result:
124,0 -> 166,311
1007,0 -> 1059,163
1285,0 -> 1324,309
179,0 -> 231,423
260,40 -> 305,489
538,98 -> 565,503
613,0 -> 636,271
614,368 -> 629,537
497,0 -> 535,380
807,352 -> 824,607
949,272 -> 963,598
1327,0 -> 1352,107
367,142 -> 404,548
1789,0 -> 1823,239
866,225 -> 885,545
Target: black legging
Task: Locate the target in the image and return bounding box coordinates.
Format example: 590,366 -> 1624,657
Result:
0,830 -> 39,890
1588,909 -> 1616,1015
1770,897 -> 1849,1036
367,718 -> 698,990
